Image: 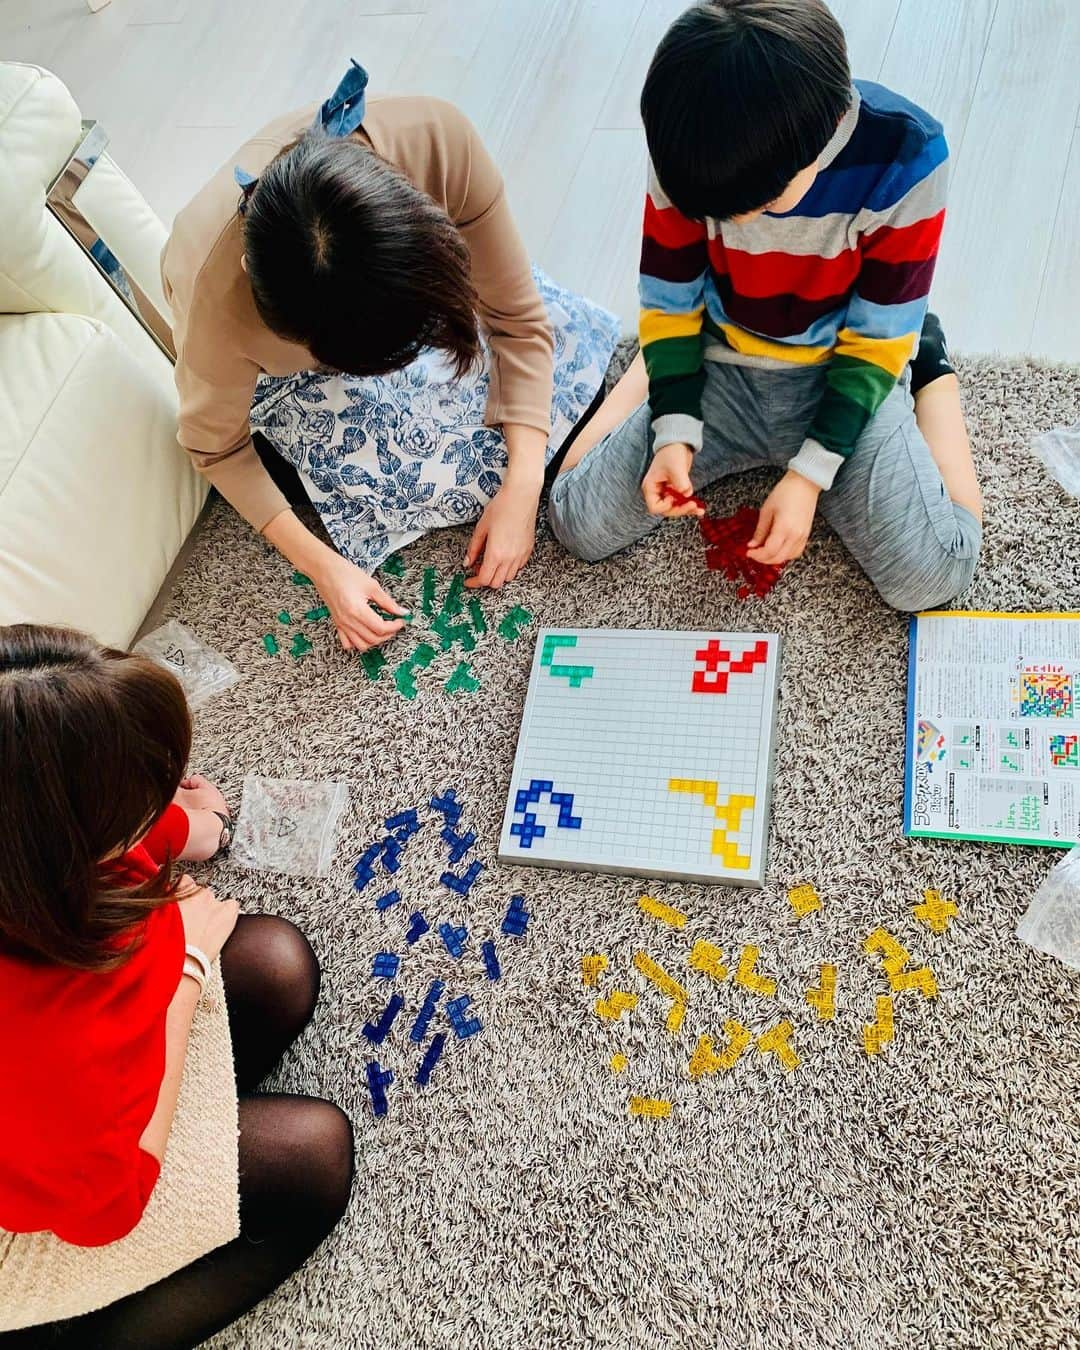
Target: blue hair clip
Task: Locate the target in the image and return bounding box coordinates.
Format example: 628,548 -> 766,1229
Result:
315,58 -> 369,137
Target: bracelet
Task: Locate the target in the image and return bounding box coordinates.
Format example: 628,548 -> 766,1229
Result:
181,957 -> 207,996
212,810 -> 233,854
184,943 -> 212,988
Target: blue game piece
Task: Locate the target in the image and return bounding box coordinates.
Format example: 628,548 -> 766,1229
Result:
409,979 -> 445,1043
376,888 -> 401,912
405,911 -> 429,945
430,788 -> 463,826
446,994 -> 483,1039
440,824 -> 477,864
438,922 -> 468,958
501,894 -> 530,938
440,860 -> 484,895
481,939 -> 501,982
353,869 -> 375,892
362,992 -> 405,1045
415,1032 -> 447,1087
384,808 -> 418,832
371,951 -> 400,980
509,813 -> 546,848
366,1059 -> 394,1117
381,837 -> 402,874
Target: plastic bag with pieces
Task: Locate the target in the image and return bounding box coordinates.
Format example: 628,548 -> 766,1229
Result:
133,621 -> 241,709
1016,845 -> 1080,971
1031,422 -> 1080,497
230,776 -> 349,877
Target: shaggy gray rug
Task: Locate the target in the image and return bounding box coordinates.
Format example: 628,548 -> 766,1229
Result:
166,353 -> 1080,1350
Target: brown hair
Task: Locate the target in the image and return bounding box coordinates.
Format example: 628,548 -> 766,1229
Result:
0,625 -> 192,971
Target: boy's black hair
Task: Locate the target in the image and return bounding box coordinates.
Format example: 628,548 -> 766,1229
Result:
243,133 -> 481,377
641,0 -> 851,221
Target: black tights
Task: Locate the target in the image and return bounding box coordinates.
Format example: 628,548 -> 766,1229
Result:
7,915 -> 354,1349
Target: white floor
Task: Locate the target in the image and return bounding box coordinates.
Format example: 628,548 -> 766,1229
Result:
3,0 -> 1079,359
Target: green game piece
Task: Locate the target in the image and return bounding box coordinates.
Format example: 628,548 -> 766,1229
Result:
421,567 -> 438,616
440,572 -> 467,619
262,633 -> 279,655
371,604 -> 413,623
291,571 -> 313,587
277,609 -> 293,625
498,605 -> 534,642
382,555 -> 407,578
411,642 -> 438,669
359,649 -> 386,681
433,614 -> 477,653
393,663 -> 418,700
467,596 -> 487,635
541,633 -> 578,666
290,633 -> 313,660
549,662 -> 595,688
445,661 -> 480,694
305,605 -> 330,622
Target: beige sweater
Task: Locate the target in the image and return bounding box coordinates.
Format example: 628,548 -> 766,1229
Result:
161,97 -> 554,532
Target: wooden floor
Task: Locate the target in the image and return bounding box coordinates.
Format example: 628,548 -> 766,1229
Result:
3,0 -> 1079,359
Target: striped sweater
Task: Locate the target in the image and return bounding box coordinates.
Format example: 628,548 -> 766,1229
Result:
639,81 -> 948,489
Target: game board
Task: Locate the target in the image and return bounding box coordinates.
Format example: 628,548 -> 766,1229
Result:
498,629 -> 781,886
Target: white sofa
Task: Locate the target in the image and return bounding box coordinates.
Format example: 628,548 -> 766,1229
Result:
0,62 -> 206,649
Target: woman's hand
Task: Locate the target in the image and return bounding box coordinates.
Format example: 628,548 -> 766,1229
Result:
312,550 -> 408,651
464,472 -> 542,590
175,774 -> 228,816
747,469 -> 822,565
175,877 -> 239,963
641,443 -> 704,517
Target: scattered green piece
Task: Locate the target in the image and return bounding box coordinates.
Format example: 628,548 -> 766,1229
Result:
411,642 -> 438,670
467,596 -> 487,635
382,555 -> 407,578
277,609 -> 293,625
498,605 -> 534,642
393,663 -> 418,700
440,572 -> 467,619
371,604 -> 413,623
262,633 -> 279,655
291,571 -> 313,587
445,661 -> 480,694
359,649 -> 386,681
305,605 -> 330,622
290,633 -> 313,660
434,618 -> 476,653
421,567 -> 438,617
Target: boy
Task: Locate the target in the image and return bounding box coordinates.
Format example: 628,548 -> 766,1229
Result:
549,0 -> 982,612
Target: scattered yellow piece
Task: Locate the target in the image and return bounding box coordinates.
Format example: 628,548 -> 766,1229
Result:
687,937 -> 728,982
665,1001 -> 687,1035
595,990 -> 637,1022
629,1096 -> 672,1119
689,1022 -> 755,1079
787,883 -> 821,918
632,951 -> 688,1004
688,1035 -> 722,1079
610,1053 -> 628,1074
914,889 -> 957,934
863,994 -> 895,1056
638,895 -> 687,928
581,953 -> 608,987
805,963 -> 837,1021
888,966 -> 938,999
863,927 -> 911,975
733,944 -> 777,997
757,1020 -> 799,1071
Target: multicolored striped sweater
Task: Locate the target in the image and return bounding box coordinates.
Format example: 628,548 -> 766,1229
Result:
639,81 -> 948,489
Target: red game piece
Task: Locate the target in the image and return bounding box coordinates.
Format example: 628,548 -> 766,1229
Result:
658,484 -> 789,599
659,482 -> 708,513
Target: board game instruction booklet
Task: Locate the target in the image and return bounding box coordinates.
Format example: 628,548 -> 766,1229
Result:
904,611 -> 1080,847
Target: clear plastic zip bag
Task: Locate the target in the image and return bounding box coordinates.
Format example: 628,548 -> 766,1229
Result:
230,776 -> 349,877
133,621 -> 241,709
1016,846 -> 1080,971
1031,422 -> 1080,497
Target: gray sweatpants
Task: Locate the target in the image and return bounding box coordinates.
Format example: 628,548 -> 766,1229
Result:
547,360 -> 981,612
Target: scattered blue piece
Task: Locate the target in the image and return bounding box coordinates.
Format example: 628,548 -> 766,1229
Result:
440,860 -> 484,895
375,888 -> 401,912
384,808 -> 418,832
372,951 -> 400,980
481,939 -> 501,982
353,869 -> 376,891
381,837 -> 402,873
438,922 -> 468,958
501,894 -> 530,938
440,824 -> 477,864
509,812 -> 545,848
362,992 -> 405,1045
415,1032 -> 447,1087
446,994 -> 483,1039
366,1059 -> 394,1117
409,979 -> 445,1043
430,788 -> 463,826
405,911 -> 430,945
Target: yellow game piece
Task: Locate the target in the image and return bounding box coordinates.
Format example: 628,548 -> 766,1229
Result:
638,895 -> 688,928
667,780 -> 755,868
581,953 -> 608,987
863,927 -> 911,975
687,938 -> 728,983
610,1053 -> 628,1074
733,944 -> 777,997
805,963 -> 837,1021
595,990 -> 637,1022
888,966 -> 938,999
913,889 -> 957,934
757,1020 -> 799,1071
632,951 -> 688,1004
787,883 -> 821,918
665,1000 -> 686,1035
629,1096 -> 672,1118
863,994 -> 895,1056
715,1019 -> 753,1068
688,1035 -> 722,1079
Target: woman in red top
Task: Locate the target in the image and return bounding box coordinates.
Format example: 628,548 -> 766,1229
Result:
0,625 -> 353,1346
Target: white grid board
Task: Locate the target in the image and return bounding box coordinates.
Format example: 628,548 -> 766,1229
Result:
497,629 -> 781,886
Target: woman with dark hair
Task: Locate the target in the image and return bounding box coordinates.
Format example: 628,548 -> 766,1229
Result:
162,62 -> 619,651
0,625 -> 353,1347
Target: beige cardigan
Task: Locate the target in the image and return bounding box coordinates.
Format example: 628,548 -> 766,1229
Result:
162,96 -> 555,532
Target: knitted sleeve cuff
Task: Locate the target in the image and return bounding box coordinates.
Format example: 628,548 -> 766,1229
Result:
788,437 -> 846,490
652,413 -> 704,454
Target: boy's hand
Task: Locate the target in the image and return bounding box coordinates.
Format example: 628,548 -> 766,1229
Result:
747,469 -> 821,565
642,444 -> 704,517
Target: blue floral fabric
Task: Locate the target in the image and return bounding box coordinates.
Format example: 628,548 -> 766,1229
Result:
249,269 -> 620,572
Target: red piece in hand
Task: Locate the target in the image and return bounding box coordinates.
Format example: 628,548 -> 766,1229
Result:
700,506 -> 787,599
659,482 -> 708,513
